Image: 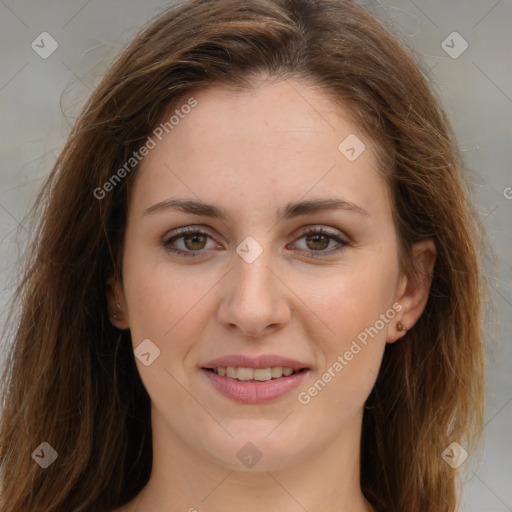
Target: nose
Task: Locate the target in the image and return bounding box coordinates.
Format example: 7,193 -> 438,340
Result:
216,245 -> 291,338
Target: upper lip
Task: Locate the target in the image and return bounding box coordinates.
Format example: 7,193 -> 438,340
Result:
202,354 -> 310,370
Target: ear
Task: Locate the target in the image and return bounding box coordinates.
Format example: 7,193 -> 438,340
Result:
387,238 -> 436,344
106,276 -> 130,330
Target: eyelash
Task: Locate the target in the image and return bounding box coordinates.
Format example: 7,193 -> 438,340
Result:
162,226 -> 349,259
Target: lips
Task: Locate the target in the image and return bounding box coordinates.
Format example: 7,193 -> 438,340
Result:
201,354 -> 310,404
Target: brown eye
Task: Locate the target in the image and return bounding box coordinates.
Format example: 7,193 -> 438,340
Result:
163,227 -> 218,258
304,233 -> 331,251
291,227 -> 349,258
182,233 -> 208,251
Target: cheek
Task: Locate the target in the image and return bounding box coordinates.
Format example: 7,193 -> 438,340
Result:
297,279 -> 390,429
121,251 -> 214,408
297,249 -> 397,400
121,241 -> 210,353
302,252 -> 398,344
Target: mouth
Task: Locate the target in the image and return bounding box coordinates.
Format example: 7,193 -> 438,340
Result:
203,366 -> 308,381
201,365 -> 310,404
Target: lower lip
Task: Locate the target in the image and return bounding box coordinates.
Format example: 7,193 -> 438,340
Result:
201,368 -> 309,404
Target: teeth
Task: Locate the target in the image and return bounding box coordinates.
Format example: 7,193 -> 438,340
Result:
237,367 -> 253,381
254,368 -> 272,381
212,366 -> 299,380
271,366 -> 282,378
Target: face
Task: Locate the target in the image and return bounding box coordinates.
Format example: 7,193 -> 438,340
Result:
110,78 -> 432,473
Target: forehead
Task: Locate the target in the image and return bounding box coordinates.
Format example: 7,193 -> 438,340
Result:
130,79 -> 391,223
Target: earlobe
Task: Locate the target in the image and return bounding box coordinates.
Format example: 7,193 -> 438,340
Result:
387,238 -> 436,344
106,276 -> 130,330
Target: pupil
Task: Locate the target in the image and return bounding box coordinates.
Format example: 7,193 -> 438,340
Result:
307,234 -> 329,250
185,234 -> 205,250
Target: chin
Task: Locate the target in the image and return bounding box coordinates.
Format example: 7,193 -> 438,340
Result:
196,426 -> 309,472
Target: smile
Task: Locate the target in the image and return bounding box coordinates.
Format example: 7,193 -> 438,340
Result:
207,366 -> 303,381
201,367 -> 310,404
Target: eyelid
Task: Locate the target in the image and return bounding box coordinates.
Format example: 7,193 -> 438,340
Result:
163,224 -> 348,241
294,224 -> 349,241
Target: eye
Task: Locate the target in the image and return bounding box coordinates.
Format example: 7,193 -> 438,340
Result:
162,226 -> 349,258
289,227 -> 349,258
163,227 -> 220,258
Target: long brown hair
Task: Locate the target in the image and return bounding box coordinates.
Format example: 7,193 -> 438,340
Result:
0,0 -> 487,510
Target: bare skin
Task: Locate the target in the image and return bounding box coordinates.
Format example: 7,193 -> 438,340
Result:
110,77 -> 435,512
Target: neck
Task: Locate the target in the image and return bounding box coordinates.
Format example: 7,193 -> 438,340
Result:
133,406 -> 374,512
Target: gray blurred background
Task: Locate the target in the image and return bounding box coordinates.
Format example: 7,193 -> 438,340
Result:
0,1 -> 510,510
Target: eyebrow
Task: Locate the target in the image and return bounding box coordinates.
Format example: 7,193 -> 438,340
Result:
142,197 -> 370,220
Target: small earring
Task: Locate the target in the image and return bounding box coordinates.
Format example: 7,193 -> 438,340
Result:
397,321 -> 408,332
113,303 -> 121,320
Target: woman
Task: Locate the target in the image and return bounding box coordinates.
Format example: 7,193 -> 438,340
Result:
0,0 -> 486,510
